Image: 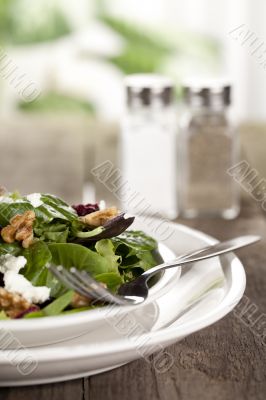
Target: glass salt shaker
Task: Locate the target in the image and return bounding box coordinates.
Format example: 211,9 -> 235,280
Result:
120,74 -> 177,219
178,80 -> 240,219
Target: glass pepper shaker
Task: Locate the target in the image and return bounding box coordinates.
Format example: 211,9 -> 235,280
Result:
120,74 -> 177,219
178,80 -> 240,219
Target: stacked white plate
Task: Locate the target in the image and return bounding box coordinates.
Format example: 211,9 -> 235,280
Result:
0,218 -> 246,386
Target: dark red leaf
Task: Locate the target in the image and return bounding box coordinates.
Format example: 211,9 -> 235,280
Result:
72,203 -> 99,217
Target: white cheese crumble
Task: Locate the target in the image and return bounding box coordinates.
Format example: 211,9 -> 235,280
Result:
26,193 -> 43,208
0,255 -> 50,304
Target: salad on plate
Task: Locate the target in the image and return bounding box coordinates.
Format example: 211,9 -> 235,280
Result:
0,190 -> 159,319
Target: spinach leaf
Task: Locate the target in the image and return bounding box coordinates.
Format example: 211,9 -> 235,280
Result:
112,230 -> 157,252
40,194 -> 77,222
48,242 -> 121,293
22,241 -> 52,286
48,243 -> 118,275
94,272 -> 123,292
34,222 -> 70,243
0,193 -> 78,227
0,241 -> 22,256
0,202 -> 34,226
22,240 -> 64,298
113,231 -> 158,273
135,250 -> 157,271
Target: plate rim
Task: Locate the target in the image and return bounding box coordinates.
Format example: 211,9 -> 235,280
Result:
0,221 -> 246,363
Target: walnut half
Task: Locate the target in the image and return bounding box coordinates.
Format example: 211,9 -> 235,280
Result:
0,287 -> 33,318
1,210 -> 35,248
80,206 -> 119,227
71,292 -> 93,308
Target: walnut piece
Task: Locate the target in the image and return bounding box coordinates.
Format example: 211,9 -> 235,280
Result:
80,206 -> 119,227
71,292 -> 93,308
0,287 -> 33,318
71,281 -> 107,308
1,210 -> 35,248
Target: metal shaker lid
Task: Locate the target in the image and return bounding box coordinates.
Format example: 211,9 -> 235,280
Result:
125,74 -> 174,106
182,78 -> 231,107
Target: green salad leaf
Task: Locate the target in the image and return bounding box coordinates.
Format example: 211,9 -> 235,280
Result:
34,222 -> 70,243
0,201 -> 34,226
94,272 -> 123,292
24,290 -> 74,318
48,241 -> 122,293
0,193 -> 78,227
0,241 -> 22,257
0,192 -> 159,318
33,194 -> 77,223
0,310 -> 9,320
22,241 -> 52,286
95,239 -> 121,270
42,290 -> 74,316
48,242 -> 119,275
40,194 -> 77,222
60,306 -> 95,315
112,231 -> 158,274
113,230 -> 157,252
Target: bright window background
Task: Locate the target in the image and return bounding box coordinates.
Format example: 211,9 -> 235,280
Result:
0,0 -> 265,122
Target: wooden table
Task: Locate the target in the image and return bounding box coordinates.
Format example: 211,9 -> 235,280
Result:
0,196 -> 265,400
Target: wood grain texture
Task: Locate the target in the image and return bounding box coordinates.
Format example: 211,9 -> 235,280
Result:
0,115 -> 86,204
0,379 -> 84,400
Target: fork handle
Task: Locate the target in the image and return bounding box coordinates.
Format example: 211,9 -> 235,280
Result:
142,235 -> 260,279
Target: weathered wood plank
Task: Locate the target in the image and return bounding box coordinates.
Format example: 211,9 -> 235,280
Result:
0,115 -> 86,204
0,379 -> 84,400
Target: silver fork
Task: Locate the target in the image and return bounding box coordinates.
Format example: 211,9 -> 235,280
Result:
48,235 -> 260,306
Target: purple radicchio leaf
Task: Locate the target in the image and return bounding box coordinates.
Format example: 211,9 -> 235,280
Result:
72,203 -> 99,217
15,305 -> 40,319
73,213 -> 135,243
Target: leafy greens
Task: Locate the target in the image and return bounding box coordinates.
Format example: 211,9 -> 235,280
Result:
0,192 -> 158,318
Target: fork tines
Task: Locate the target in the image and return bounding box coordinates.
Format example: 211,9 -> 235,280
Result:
48,264 -> 126,305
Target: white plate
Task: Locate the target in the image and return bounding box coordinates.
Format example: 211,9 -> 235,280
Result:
0,220 -> 246,386
0,218 -> 179,349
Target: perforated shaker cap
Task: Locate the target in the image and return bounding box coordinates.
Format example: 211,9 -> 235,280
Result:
182,78 -> 232,107
125,74 -> 174,106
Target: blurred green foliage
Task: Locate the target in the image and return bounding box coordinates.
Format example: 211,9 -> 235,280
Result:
100,16 -> 175,74
19,92 -> 95,114
0,0 -> 71,45
0,0 -> 220,113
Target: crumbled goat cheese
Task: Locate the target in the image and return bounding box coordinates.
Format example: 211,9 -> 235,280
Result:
0,255 -> 50,303
26,193 -> 43,208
